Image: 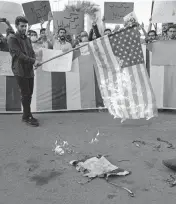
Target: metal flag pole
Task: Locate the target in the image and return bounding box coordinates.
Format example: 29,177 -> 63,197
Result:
39,43 -> 88,66
151,0 -> 157,32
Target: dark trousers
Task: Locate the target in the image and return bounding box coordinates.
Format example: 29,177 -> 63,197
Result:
15,76 -> 34,119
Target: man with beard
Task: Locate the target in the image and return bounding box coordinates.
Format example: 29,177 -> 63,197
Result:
7,16 -> 41,127
145,30 -> 158,43
52,27 -> 72,52
46,12 -> 72,52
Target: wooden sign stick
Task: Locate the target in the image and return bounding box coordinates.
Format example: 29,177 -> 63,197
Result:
39,43 -> 88,66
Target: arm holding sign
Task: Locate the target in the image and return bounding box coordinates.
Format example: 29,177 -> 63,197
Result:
4,19 -> 14,33
147,18 -> 152,32
102,16 -> 106,33
46,11 -> 54,44
138,22 -> 147,38
93,24 -> 101,38
40,19 -> 45,28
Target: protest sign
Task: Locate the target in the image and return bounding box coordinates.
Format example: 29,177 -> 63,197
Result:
0,1 -> 23,24
104,2 -> 134,23
0,51 -> 13,76
152,41 -> 176,66
22,1 -> 51,25
53,11 -> 84,35
152,1 -> 176,23
42,49 -> 73,72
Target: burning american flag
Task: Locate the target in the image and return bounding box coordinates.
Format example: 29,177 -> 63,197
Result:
89,25 -> 158,121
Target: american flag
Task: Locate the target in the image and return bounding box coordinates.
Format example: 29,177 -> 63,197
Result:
89,26 -> 158,120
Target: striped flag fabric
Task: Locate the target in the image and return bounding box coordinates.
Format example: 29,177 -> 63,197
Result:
32,45 -> 104,112
89,26 -> 158,120
0,46 -> 104,112
146,43 -> 176,109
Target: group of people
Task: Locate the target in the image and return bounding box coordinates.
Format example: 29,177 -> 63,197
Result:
1,13 -> 176,172
0,13 -> 121,128
0,13 -> 176,128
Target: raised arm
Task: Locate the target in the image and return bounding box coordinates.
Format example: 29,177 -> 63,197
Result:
4,19 -> 14,31
139,22 -> 148,37
147,18 -> 152,33
102,16 -> 106,33
40,18 -> 45,29
46,11 -> 54,43
92,24 -> 101,38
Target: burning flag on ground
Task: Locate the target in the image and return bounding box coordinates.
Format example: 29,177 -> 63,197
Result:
70,155 -> 130,180
89,25 -> 158,121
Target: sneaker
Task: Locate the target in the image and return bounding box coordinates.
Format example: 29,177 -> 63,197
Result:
30,116 -> 38,123
22,117 -> 39,127
163,158 -> 176,171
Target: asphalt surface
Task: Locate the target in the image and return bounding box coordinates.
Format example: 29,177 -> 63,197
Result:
0,110 -> 176,204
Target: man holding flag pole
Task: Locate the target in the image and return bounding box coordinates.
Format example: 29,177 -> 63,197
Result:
7,16 -> 41,127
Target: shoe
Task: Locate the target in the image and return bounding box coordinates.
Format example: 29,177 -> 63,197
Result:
163,158 -> 176,171
22,117 -> 39,127
30,116 -> 38,123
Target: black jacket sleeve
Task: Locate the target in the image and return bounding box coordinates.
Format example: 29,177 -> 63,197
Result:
7,36 -> 35,64
88,24 -> 101,41
93,24 -> 101,39
88,28 -> 94,41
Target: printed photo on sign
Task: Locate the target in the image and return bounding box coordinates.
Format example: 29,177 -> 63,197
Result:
104,2 -> 134,23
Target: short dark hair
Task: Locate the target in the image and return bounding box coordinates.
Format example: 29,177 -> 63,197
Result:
40,28 -> 46,34
167,25 -> 176,32
104,28 -> 111,33
80,31 -> 88,36
15,16 -> 28,26
58,28 -> 66,34
30,30 -> 38,36
148,30 -> 157,36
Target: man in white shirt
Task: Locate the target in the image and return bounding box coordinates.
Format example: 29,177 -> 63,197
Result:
52,28 -> 72,52
46,12 -> 72,52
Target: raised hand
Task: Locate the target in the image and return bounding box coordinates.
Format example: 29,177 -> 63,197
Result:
48,11 -> 53,22
40,18 -> 45,27
28,25 -> 32,30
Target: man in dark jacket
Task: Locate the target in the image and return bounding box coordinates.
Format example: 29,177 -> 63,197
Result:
7,16 -> 41,127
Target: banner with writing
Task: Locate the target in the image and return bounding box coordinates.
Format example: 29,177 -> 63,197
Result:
104,2 -> 134,23
53,11 -> 84,35
42,48 -> 73,72
22,1 -> 51,25
152,1 -> 176,23
0,51 -> 13,76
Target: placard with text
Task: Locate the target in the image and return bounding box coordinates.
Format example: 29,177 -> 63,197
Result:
53,11 -> 84,35
104,2 -> 134,23
22,1 -> 51,25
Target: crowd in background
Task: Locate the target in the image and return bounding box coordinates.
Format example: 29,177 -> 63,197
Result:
1,12 -> 176,54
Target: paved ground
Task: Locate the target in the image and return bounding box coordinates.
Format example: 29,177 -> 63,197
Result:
0,110 -> 176,204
